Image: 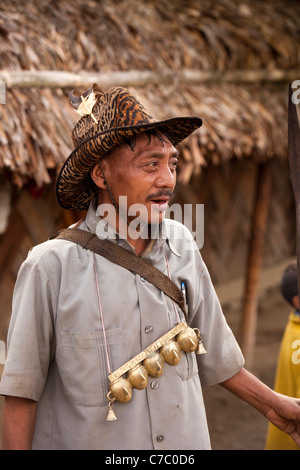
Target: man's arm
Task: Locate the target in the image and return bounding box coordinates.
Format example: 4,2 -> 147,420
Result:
2,396 -> 38,450
220,367 -> 300,448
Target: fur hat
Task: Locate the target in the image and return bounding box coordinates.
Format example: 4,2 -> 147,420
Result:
56,85 -> 202,210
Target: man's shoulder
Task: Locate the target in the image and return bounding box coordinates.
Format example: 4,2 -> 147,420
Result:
25,236 -> 82,266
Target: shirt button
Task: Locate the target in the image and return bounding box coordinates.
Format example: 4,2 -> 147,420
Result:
150,381 -> 159,389
156,434 -> 164,442
140,276 -> 146,282
145,326 -> 153,334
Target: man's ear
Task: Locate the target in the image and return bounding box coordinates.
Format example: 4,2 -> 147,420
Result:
91,162 -> 107,189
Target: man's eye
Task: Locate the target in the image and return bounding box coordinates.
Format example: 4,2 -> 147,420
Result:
146,161 -> 158,168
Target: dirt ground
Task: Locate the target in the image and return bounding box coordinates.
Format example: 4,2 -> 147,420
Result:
0,286 -> 291,450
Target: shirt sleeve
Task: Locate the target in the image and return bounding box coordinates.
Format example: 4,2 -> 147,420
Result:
0,250 -> 57,401
189,252 -> 245,387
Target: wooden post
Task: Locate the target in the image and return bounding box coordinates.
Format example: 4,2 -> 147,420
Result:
239,161 -> 272,367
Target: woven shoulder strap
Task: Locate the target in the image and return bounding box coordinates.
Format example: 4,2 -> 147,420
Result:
52,228 -> 187,320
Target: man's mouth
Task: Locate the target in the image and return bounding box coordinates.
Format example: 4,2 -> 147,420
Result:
147,190 -> 173,210
149,196 -> 170,211
150,196 -> 169,203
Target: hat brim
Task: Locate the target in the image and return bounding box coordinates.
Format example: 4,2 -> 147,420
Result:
56,116 -> 202,211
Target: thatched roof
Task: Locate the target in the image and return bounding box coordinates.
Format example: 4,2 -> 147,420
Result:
0,0 -> 300,188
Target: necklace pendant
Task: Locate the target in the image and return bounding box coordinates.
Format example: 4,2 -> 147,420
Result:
106,404 -> 117,421
106,392 -> 117,421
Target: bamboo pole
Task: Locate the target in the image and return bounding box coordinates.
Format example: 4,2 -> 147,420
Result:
239,161 -> 272,367
0,69 -> 300,89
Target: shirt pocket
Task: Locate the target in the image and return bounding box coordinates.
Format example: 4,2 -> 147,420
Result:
59,328 -> 124,407
175,351 -> 198,381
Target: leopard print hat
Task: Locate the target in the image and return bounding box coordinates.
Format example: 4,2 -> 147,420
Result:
56,85 -> 202,211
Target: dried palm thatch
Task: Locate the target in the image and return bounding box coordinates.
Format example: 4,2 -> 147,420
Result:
0,0 -> 299,188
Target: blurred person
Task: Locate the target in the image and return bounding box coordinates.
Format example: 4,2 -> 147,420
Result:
0,86 -> 300,450
265,263 -> 300,450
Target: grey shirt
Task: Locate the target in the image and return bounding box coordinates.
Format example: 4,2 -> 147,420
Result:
0,201 -> 244,450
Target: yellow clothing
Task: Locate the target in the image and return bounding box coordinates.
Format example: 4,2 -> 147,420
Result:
265,311 -> 300,450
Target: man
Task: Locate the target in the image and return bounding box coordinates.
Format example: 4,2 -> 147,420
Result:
265,263 -> 300,450
1,86 -> 300,450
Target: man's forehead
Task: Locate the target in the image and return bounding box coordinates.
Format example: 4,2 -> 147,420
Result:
131,133 -> 178,159
103,132 -> 178,166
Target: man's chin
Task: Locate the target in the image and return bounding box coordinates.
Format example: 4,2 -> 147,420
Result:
149,211 -> 166,226
150,203 -> 168,223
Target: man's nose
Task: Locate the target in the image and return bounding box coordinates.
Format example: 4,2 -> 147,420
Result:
155,164 -> 176,188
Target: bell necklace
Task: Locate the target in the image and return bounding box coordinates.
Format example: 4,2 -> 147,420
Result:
92,248 -> 206,422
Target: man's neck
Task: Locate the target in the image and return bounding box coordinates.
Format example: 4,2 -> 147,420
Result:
129,236 -> 151,256
96,195 -> 153,256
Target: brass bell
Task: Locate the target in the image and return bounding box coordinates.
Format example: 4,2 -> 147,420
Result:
127,364 -> 149,389
176,327 -> 198,353
194,328 -> 207,355
196,341 -> 207,354
106,392 -> 117,421
106,405 -> 117,421
160,340 -> 181,365
143,351 -> 164,377
109,376 -> 133,403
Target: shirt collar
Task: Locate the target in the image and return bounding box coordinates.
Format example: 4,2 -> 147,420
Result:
84,199 -> 180,257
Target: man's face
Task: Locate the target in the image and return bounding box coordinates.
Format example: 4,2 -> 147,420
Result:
100,133 -> 178,225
